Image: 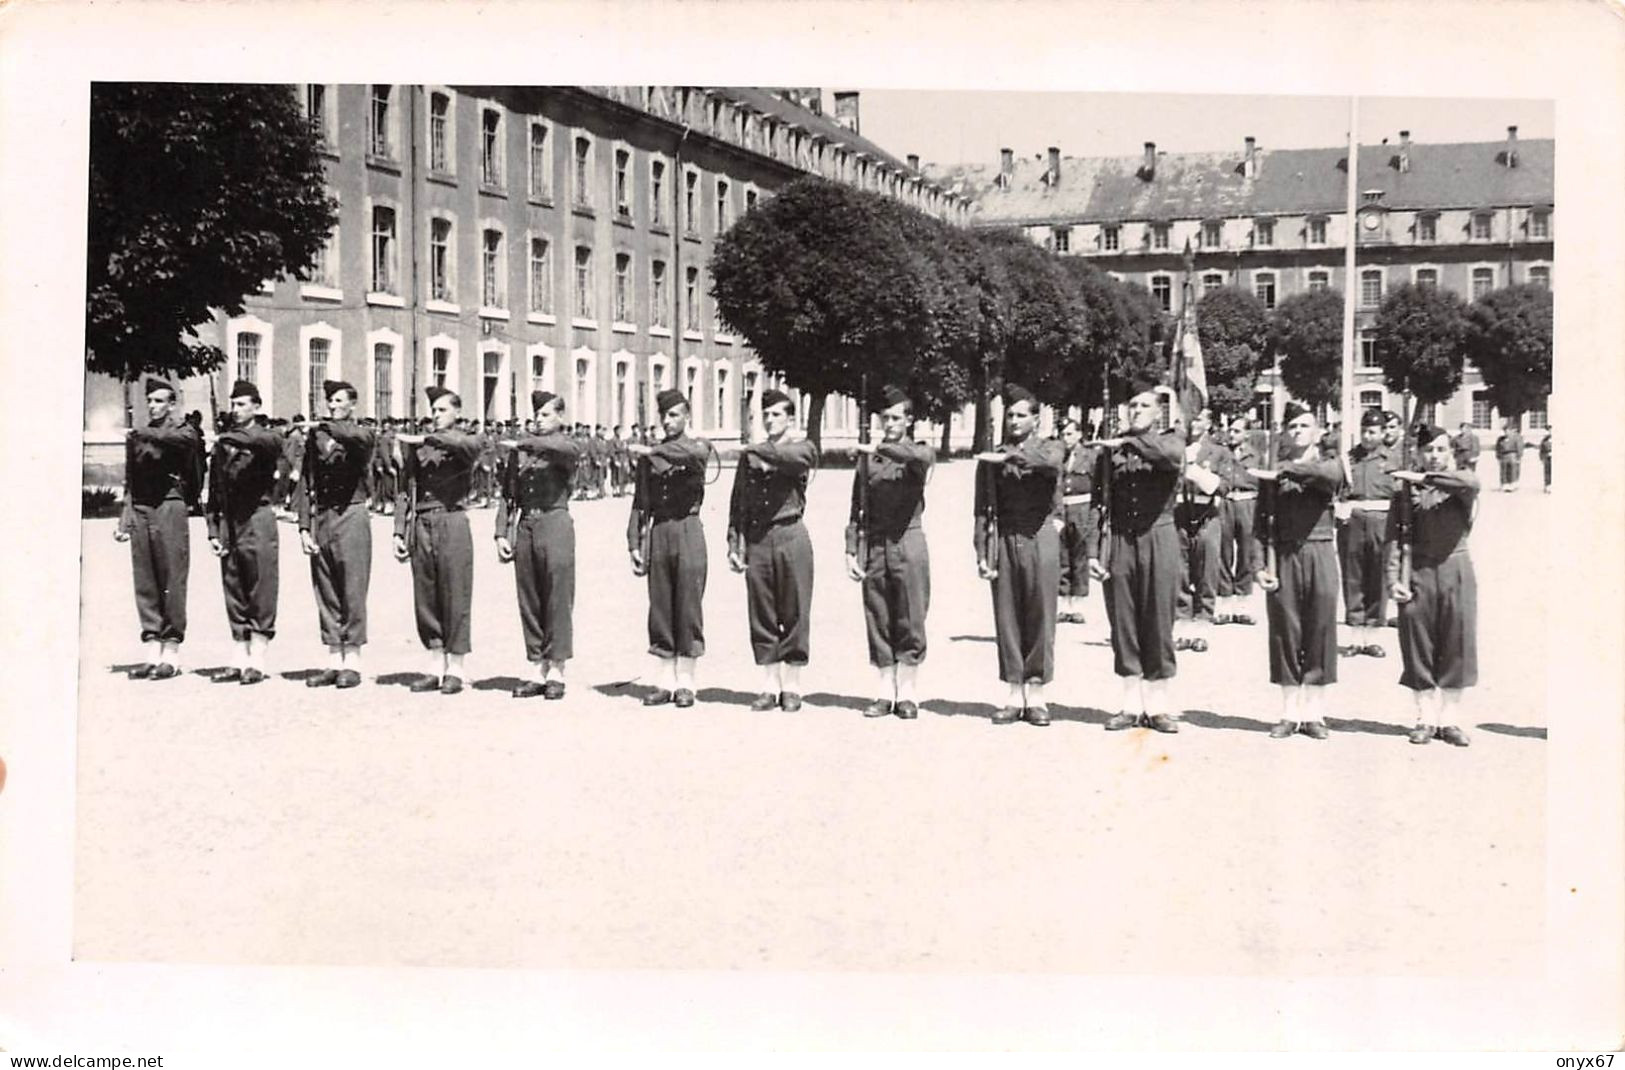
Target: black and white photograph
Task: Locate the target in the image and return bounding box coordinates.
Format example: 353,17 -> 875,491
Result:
2,0 -> 1622,1060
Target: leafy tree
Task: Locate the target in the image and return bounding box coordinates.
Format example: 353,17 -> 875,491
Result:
1372,282 -> 1470,406
976,228 -> 1089,413
1267,289 -> 1344,410
710,177 -> 935,447
1465,284 -> 1553,418
86,83 -> 338,380
1194,286 -> 1270,418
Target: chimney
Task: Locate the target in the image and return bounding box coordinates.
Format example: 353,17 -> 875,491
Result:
832,91 -> 860,135
906,153 -> 919,171
1506,124 -> 1519,168
1243,135 -> 1257,178
998,147 -> 1014,189
1142,141 -> 1156,179
1397,129 -> 1410,173
1047,146 -> 1061,187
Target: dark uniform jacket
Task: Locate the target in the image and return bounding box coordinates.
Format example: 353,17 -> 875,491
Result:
1083,428 -> 1184,556
973,435 -> 1064,544
297,418 -> 375,528
1248,454 -> 1345,570
206,418 -> 284,546
1385,470 -> 1479,577
121,418 -> 205,520
394,430 -> 483,535
729,438 -> 819,549
627,435 -> 710,550
1182,436 -> 1235,506
495,433 -> 581,533
1453,430 -> 1481,469
1228,440 -> 1263,492
845,440 -> 933,554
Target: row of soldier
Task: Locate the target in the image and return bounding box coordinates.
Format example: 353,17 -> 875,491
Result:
117,375 -> 1481,746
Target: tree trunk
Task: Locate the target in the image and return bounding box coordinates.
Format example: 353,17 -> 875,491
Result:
805,391 -> 826,453
940,417 -> 953,455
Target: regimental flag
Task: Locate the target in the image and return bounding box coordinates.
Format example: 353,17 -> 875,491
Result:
1174,297 -> 1208,424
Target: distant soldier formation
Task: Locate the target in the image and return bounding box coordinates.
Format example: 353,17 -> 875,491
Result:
116,375 -> 1510,747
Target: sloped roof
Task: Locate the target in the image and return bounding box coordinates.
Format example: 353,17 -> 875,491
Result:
717,87 -> 921,178
927,138 -> 1554,226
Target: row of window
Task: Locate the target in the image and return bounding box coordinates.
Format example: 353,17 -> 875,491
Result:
232,324 -> 765,432
309,203 -> 728,333
1128,262 -> 1551,313
1056,209 -> 1551,255
312,85 -> 765,236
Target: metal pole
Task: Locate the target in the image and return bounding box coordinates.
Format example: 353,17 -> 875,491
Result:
1340,96 -> 1358,458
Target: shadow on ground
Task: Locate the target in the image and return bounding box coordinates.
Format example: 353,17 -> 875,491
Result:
1325,716 -> 1411,738
920,698 -> 997,720
1477,722 -> 1547,740
947,634 -> 995,644
1181,709 -> 1278,734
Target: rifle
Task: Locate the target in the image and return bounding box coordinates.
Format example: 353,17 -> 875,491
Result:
1396,392 -> 1414,591
856,371 -> 869,575
1262,413 -> 1278,578
631,451 -> 652,577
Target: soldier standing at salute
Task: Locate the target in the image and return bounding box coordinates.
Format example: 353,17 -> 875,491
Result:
729,389 -> 819,712
1388,424 -> 1481,746
1250,401 -> 1347,740
115,378 -> 206,679
628,389 -> 711,707
394,385 -> 484,695
847,385 -> 934,719
1338,408 -> 1399,659
1056,417 -> 1097,625
1216,418 -> 1261,627
205,380 -> 285,684
974,385 -> 1064,726
1086,381 -> 1190,733
297,380 -> 375,689
495,390 -> 580,700
1540,427 -> 1552,492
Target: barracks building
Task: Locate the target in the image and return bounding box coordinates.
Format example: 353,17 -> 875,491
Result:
83,85 -> 970,474
924,126 -> 1553,436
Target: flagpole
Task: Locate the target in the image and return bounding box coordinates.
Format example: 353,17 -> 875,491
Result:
1341,95 -> 1359,456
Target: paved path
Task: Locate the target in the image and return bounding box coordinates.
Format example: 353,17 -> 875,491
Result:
74,462 -> 1548,974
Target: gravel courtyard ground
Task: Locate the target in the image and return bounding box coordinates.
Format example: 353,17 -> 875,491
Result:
73,459 -> 1547,975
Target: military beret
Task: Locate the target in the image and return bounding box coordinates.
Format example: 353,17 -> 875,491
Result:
1125,372 -> 1160,400
229,379 -> 260,403
1360,408 -> 1385,428
531,390 -> 558,414
1282,401 -> 1312,425
426,385 -> 461,407
880,384 -> 910,410
1383,410 -> 1402,425
1003,383 -> 1037,409
761,387 -> 795,413
656,388 -> 687,414
145,378 -> 177,398
323,379 -> 357,401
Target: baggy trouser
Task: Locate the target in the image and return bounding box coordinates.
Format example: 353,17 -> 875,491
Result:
1266,540 -> 1340,685
861,527 -> 930,668
1398,550 -> 1478,691
647,515 -> 707,659
220,505 -> 279,641
1103,521 -> 1179,680
745,520 -> 814,666
514,510 -> 575,663
989,523 -> 1060,685
129,499 -> 191,644
410,510 -> 474,655
310,501 -> 372,647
